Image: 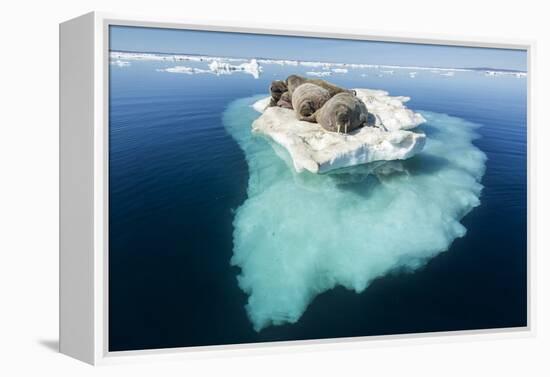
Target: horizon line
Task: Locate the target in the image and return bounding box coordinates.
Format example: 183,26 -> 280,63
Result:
109,49 -> 527,74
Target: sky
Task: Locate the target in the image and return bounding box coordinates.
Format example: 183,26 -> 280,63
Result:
110,26 -> 527,71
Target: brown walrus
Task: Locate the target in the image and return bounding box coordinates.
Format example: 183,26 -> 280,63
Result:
304,92 -> 369,133
286,75 -> 308,96
291,83 -> 331,120
286,74 -> 355,97
268,80 -> 288,107
277,91 -> 293,109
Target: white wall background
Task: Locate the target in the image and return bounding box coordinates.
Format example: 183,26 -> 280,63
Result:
0,0 -> 547,375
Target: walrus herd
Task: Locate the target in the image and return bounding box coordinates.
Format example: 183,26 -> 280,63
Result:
266,74 -> 369,134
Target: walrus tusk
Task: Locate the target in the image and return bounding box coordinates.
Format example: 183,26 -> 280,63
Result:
313,92 -> 369,134
375,114 -> 388,131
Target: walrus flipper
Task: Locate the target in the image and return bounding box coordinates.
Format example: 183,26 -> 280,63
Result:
300,112 -> 317,123
277,91 -> 293,109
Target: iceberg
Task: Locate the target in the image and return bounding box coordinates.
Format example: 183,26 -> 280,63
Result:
305,71 -> 332,77
258,58 -> 299,66
223,96 -> 487,332
110,60 -> 130,67
485,70 -> 527,78
156,59 -> 262,78
208,59 -> 262,79
251,89 -> 427,173
109,51 -> 246,63
301,61 -> 333,69
332,68 -> 349,74
156,66 -> 210,74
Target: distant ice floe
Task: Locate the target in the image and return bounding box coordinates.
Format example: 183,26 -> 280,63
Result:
485,70 -> 526,78
332,68 -> 348,74
110,51 -> 527,79
110,60 -> 130,67
306,71 -> 332,77
156,66 -> 210,74
300,61 -> 343,70
156,59 -> 262,79
110,51 -> 246,63
257,58 -> 299,66
208,59 -> 262,79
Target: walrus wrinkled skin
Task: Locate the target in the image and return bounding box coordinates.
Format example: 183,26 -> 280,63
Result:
277,91 -> 293,109
268,80 -> 288,107
286,74 -> 354,97
291,83 -> 331,120
308,92 -> 369,134
286,75 -> 308,96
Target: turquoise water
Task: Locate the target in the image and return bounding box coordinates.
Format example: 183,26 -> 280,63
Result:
109,59 -> 527,351
225,98 -> 486,331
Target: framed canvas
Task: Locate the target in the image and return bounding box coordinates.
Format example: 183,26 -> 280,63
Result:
59,12 -> 534,365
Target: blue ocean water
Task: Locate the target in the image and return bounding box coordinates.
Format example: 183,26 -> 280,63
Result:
108,59 -> 527,351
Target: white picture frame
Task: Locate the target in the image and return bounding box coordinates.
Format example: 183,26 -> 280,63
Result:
59,11 -> 535,365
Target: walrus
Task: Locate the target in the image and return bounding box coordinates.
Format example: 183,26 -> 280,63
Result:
304,92 -> 369,134
286,74 -> 355,97
268,80 -> 288,107
286,75 -> 308,96
291,83 -> 331,120
277,91 -> 293,109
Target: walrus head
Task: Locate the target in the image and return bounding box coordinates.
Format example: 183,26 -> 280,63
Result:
286,75 -> 307,95
334,104 -> 353,133
270,80 -> 288,101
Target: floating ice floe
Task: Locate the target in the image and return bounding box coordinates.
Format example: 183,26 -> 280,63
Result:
156,66 -> 209,74
301,61 -> 345,69
208,59 -> 262,79
110,51 -> 246,63
305,71 -> 332,77
156,59 -> 262,78
332,68 -> 349,74
224,96 -> 487,332
258,58 -> 299,66
485,70 -> 526,78
110,60 -> 130,67
251,89 -> 426,174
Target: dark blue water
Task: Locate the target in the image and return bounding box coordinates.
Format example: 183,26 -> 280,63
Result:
108,60 -> 527,351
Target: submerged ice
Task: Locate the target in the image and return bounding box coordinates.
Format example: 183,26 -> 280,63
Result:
223,96 -> 487,331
